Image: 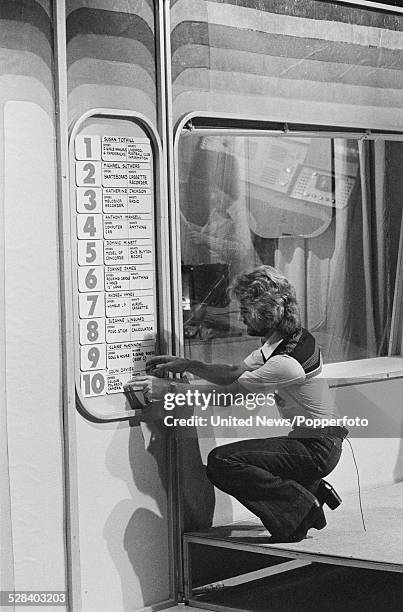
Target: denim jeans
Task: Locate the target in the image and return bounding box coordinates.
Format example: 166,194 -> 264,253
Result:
206,433 -> 343,539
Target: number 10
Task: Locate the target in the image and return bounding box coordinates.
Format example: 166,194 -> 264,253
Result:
81,371 -> 106,396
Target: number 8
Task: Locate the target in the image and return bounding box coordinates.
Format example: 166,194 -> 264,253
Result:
87,320 -> 98,342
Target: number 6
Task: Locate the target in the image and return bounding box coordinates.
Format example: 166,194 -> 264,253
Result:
78,267 -> 104,292
85,268 -> 97,289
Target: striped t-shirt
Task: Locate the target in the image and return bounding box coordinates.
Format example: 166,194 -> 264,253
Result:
238,329 -> 339,422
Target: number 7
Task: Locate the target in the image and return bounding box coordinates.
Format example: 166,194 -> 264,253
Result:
87,294 -> 98,316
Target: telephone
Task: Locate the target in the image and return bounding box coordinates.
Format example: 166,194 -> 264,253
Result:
290,165 -> 355,209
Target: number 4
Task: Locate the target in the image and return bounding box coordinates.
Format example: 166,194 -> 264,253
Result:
77,214 -> 102,239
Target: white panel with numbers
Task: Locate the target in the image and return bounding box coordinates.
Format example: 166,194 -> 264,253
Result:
74,133 -> 156,399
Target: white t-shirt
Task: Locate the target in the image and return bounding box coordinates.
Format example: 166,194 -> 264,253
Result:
238,333 -> 339,421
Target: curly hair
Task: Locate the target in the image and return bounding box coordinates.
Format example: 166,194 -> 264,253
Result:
231,265 -> 301,336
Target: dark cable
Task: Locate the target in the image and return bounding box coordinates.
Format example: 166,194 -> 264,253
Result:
346,438 -> 366,532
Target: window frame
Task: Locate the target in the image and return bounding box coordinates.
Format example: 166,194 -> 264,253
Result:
325,1 -> 403,15
171,112 -> 403,385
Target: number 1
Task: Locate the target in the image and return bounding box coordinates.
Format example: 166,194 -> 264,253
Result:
84,137 -> 92,158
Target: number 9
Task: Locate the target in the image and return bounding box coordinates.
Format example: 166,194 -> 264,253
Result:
88,346 -> 100,368
80,343 -> 106,371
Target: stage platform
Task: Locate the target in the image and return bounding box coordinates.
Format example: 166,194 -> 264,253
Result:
183,482 -> 403,609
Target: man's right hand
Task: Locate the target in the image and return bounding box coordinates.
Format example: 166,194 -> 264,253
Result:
146,355 -> 190,376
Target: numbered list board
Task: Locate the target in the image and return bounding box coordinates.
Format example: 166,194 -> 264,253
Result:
74,135 -> 156,397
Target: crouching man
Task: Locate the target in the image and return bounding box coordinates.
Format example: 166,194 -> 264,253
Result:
125,265 -> 347,543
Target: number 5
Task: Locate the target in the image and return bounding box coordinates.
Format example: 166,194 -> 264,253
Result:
77,240 -> 103,266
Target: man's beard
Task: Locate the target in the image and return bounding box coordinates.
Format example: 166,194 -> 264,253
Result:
246,324 -> 272,337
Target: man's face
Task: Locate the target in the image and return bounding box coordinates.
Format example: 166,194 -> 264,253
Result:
239,304 -> 267,336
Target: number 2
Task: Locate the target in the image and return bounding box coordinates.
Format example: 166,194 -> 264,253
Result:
83,163 -> 95,184
76,161 -> 101,186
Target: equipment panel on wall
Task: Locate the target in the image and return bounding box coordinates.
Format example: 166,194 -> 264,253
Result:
70,114 -> 159,419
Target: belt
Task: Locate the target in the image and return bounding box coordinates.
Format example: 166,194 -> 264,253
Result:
289,426 -> 349,440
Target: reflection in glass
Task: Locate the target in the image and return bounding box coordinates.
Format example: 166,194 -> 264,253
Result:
178,134 -> 402,365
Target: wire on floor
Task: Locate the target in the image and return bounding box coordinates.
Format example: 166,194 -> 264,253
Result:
346,438 -> 367,532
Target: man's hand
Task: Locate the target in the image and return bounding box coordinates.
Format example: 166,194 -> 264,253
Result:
124,374 -> 172,403
146,355 -> 190,376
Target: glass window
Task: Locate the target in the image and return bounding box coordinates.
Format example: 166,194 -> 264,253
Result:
178,132 -> 403,365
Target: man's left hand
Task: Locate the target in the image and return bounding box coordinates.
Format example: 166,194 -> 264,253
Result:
124,374 -> 171,404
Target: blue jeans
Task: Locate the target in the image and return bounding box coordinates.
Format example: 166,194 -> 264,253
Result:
206,432 -> 343,539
